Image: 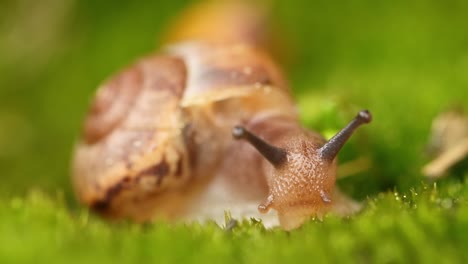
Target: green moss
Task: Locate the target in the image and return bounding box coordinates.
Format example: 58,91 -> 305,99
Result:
0,182 -> 467,263
0,0 -> 467,262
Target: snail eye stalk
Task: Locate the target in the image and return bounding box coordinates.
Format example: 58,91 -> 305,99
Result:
232,126 -> 287,167
319,110 -> 372,161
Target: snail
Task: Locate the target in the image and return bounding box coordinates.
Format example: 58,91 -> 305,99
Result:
71,0 -> 372,230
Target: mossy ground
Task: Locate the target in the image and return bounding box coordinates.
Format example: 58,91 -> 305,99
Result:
0,0 -> 467,263
1,182 -> 467,263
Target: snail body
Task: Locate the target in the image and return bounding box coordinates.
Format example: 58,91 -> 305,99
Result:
72,1 -> 371,230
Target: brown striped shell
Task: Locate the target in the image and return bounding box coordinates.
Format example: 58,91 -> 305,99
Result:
72,41 -> 297,221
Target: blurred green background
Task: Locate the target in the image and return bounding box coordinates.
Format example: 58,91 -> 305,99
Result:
0,0 -> 467,262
